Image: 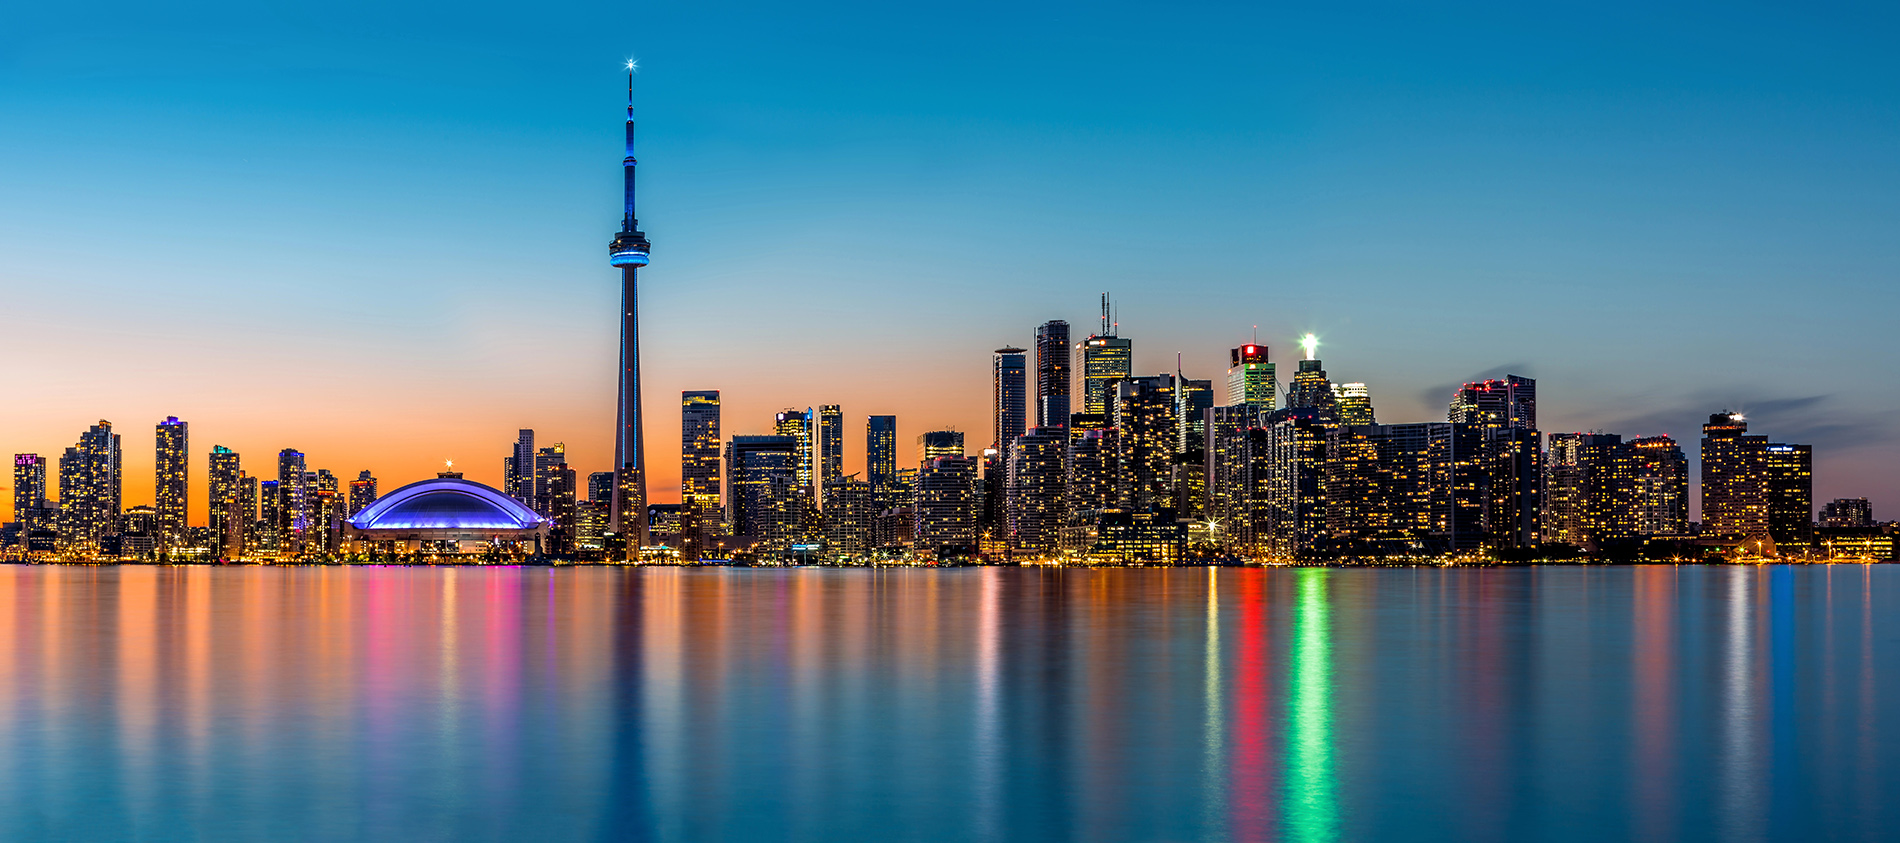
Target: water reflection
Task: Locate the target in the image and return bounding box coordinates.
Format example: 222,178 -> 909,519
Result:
0,565 -> 1893,841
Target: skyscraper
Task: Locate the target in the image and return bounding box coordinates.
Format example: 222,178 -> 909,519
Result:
1227,343 -> 1276,414
534,443 -> 569,517
992,348 -> 1027,452
59,421 -> 121,548
1035,320 -> 1072,428
1333,383 -> 1375,426
505,429 -> 535,506
1449,376 -> 1536,430
1006,428 -> 1067,556
1629,436 -> 1688,537
821,475 -> 876,561
726,435 -> 799,556
208,446 -> 246,555
1701,412 -> 1770,544
1765,443 -> 1813,552
608,63 -> 655,553
818,404 -> 844,495
867,415 -> 897,503
277,449 -> 308,553
918,430 -> 965,465
348,470 -> 378,516
683,391 -> 722,558
913,456 -> 979,560
155,416 -> 187,551
12,455 -> 48,535
776,408 -> 816,506
1111,374 -> 1177,511
1176,376 -> 1214,458
1284,338 -> 1341,421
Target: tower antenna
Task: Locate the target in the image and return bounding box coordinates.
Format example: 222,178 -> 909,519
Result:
1100,293 -> 1110,337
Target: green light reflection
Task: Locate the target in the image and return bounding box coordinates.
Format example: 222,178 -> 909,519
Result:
1287,568 -> 1337,842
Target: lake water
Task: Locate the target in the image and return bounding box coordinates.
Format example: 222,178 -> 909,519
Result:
0,564 -> 1891,841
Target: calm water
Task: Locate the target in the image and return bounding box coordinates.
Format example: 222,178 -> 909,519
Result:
0,565 -> 1892,842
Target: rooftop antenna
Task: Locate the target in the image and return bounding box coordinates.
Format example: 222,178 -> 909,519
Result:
1100,293 -> 1110,337
1176,351 -> 1183,380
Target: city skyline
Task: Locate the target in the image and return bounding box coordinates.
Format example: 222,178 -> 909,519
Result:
6,3 -> 1899,523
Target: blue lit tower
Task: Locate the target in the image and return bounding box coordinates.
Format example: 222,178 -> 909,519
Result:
608,61 -> 653,553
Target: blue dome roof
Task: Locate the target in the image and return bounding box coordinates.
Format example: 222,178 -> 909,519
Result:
350,478 -> 544,531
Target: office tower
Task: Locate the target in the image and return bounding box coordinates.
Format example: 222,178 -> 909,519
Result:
257,480 -> 281,552
1078,336 -> 1134,416
913,456 -> 979,560
992,348 -> 1027,452
1822,498 -> 1873,529
1485,426 -> 1543,551
312,469 -> 343,555
918,430 -> 965,465
1176,377 -> 1214,458
575,500 -> 610,556
236,476 -> 257,555
867,415 -> 897,503
58,421 -> 122,548
1006,428 -> 1067,555
817,403 -> 844,494
505,429 -> 535,506
1111,374 -> 1177,511
1630,436 -> 1688,536
1284,338 -> 1341,421
588,472 -> 615,505
208,446 -> 244,553
12,455 -> 47,534
607,63 -> 655,552
154,416 -> 187,551
532,443 -> 567,516
1449,376 -> 1536,430
726,436 -> 799,555
821,476 -> 875,561
1766,443 -> 1813,552
348,470 -> 378,516
1333,383 -> 1375,426
277,449 -> 308,553
540,456 -> 578,555
1701,412 -> 1770,543
1425,423 -> 1487,552
775,408 -> 815,495
1035,320 -> 1072,428
1227,343 -> 1276,414
681,391 -> 723,558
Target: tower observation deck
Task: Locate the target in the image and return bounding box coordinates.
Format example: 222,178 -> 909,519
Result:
608,62 -> 651,554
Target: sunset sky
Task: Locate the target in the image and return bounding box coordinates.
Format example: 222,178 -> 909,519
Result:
5,1 -> 1899,524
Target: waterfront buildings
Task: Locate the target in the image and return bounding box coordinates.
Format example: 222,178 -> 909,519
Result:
1035,320 -> 1071,428
867,415 -> 897,504
1823,498 -> 1873,528
155,417 -> 187,551
682,391 -> 722,559
993,348 -> 1026,452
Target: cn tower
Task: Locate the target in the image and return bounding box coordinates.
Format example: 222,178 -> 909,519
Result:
608,60 -> 652,555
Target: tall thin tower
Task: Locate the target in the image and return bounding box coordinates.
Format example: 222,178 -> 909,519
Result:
608,61 -> 653,554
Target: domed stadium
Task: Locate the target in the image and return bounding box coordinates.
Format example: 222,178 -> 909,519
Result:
346,474 -> 548,555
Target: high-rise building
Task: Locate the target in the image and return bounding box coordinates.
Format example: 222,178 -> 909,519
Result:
1449,376 -> 1536,430
1541,433 -> 1632,551
1035,320 -> 1072,428
12,454 -> 47,526
277,449 -> 308,553
505,429 -> 535,506
1111,374 -> 1177,511
532,448 -> 577,555
1766,443 -> 1813,552
348,470 -> 378,517
867,415 -> 897,503
1321,423 -> 1433,556
913,456 -> 979,560
607,63 -> 655,553
1176,377 -> 1214,458
1284,343 -> 1341,422
1427,423 -> 1487,552
1701,412 -> 1770,544
1005,428 -> 1067,556
726,435 -> 799,555
775,408 -> 815,496
1064,414 -> 1119,522
1822,498 -> 1874,529
1203,405 -> 1260,550
1630,436 -> 1688,537
1227,344 -> 1276,414
1332,383 -> 1375,426
1078,336 -> 1134,415
1262,407 -> 1330,558
821,476 -> 875,562
59,421 -> 122,548
155,416 -> 188,551
993,348 -> 1027,452
588,471 -> 615,505
682,391 -> 722,558
257,479 -> 281,553
918,430 -> 965,465
817,404 -> 844,494
208,446 -> 246,554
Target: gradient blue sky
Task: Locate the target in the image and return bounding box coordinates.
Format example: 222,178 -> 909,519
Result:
4,1 -> 1898,520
